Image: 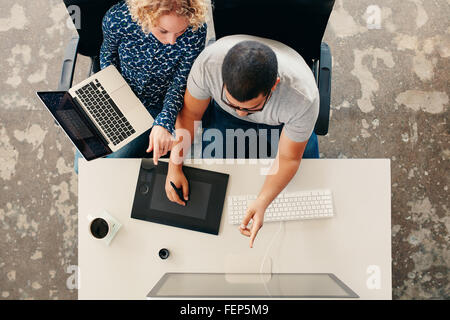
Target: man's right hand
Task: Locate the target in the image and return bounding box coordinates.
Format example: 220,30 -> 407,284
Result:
164,89 -> 209,206
165,165 -> 189,206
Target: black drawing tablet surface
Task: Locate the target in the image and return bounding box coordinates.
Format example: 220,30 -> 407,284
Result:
130,159 -> 229,235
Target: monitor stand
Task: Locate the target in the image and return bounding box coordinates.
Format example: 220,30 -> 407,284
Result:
225,253 -> 272,283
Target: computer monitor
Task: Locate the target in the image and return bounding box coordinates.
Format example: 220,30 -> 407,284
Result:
147,273 -> 359,299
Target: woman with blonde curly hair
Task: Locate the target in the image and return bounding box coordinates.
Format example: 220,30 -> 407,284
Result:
74,0 -> 207,172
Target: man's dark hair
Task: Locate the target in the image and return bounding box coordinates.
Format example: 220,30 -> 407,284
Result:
222,41 -> 278,102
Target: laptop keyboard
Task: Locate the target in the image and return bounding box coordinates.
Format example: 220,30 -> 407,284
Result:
75,79 -> 136,146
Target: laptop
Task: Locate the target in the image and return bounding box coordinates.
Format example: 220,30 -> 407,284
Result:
36,65 -> 154,161
147,273 -> 359,299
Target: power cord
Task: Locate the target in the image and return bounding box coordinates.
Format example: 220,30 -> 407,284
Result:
259,221 -> 285,297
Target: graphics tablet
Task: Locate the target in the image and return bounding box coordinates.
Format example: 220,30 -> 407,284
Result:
130,159 -> 229,235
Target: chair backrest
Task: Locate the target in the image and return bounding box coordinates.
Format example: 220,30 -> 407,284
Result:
63,0 -> 122,57
212,0 -> 335,65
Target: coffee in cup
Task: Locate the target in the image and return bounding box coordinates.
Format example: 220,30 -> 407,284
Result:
89,217 -> 109,239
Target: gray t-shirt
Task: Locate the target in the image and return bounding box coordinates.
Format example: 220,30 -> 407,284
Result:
187,35 -> 319,142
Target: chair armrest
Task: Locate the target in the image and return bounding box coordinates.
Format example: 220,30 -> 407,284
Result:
314,42 -> 332,136
89,56 -> 101,76
57,35 -> 79,91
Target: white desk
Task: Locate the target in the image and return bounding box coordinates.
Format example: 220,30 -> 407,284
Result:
78,159 -> 391,299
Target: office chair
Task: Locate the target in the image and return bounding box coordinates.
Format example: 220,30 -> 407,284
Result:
58,0 -> 333,135
211,0 -> 334,135
58,0 -> 122,91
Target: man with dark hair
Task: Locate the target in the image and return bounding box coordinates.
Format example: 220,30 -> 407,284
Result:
162,35 -> 320,247
222,40 -> 278,102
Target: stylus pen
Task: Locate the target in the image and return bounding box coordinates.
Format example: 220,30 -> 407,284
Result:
170,181 -> 187,204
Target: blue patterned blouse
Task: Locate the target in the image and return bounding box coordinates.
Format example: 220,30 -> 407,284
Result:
100,1 -> 207,134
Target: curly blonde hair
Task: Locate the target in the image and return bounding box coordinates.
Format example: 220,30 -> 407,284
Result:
127,0 -> 207,33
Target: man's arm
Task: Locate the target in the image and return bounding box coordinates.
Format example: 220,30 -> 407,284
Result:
257,129 -> 307,206
165,88 -> 210,205
240,128 -> 308,247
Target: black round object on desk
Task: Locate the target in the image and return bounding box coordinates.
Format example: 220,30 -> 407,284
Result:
90,218 -> 109,239
159,248 -> 170,259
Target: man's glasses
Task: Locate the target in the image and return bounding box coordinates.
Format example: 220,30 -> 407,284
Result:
221,83 -> 273,114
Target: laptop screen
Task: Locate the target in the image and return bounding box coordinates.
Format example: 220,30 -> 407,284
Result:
37,92 -> 110,160
148,273 -> 359,298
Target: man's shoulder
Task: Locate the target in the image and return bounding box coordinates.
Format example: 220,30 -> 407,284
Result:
191,38 -> 226,73
279,66 -> 318,105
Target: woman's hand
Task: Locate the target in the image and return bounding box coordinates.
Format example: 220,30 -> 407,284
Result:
147,125 -> 174,165
239,198 -> 268,248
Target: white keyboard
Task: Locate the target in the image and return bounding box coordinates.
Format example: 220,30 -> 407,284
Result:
228,189 -> 334,225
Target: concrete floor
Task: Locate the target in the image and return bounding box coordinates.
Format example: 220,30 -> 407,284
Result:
0,0 -> 449,299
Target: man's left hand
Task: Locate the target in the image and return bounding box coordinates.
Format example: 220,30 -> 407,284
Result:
239,198 -> 267,248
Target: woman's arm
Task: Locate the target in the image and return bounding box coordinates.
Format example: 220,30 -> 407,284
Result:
99,7 -> 121,70
152,24 -> 207,134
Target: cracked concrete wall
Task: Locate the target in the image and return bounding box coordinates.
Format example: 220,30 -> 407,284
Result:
1,0 -> 449,299
322,0 -> 449,299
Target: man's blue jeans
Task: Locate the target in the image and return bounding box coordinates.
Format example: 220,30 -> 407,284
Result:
200,101 -> 319,159
74,102 -> 319,173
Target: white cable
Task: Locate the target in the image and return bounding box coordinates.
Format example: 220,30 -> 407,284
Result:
259,221 -> 284,297
260,221 -> 284,273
